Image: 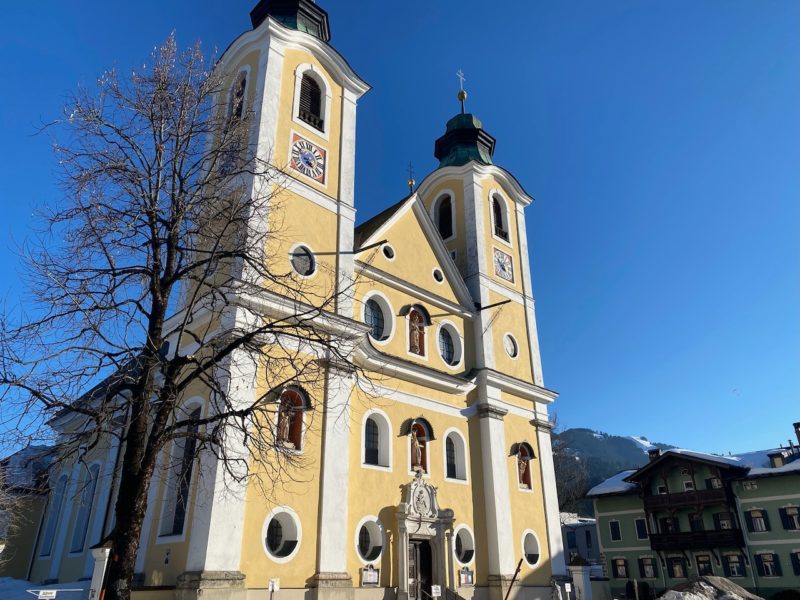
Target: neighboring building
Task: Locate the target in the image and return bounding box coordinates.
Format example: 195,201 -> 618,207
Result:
560,513 -> 600,567
588,422 -> 800,599
1,1 -> 566,600
0,447 -> 52,579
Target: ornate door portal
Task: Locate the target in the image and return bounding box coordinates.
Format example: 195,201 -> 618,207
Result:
397,472 -> 455,600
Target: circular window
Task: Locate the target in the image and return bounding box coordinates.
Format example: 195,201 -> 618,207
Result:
290,245 -> 315,277
523,531 -> 540,566
363,295 -> 392,342
504,334 -> 519,358
356,518 -> 383,563
454,528 -> 475,564
433,268 -> 444,283
382,245 -> 395,260
438,327 -> 456,366
263,510 -> 300,562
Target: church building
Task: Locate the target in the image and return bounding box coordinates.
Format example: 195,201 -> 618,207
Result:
2,2 -> 566,599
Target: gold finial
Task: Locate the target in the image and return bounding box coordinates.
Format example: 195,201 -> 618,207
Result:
407,161 -> 415,194
456,69 -> 467,114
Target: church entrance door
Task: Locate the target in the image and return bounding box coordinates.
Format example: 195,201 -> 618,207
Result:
408,539 -> 433,600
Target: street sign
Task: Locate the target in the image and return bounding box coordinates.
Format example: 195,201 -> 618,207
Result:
431,585 -> 442,597
269,579 -> 280,592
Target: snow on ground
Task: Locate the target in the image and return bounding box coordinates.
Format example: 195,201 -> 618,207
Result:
0,577 -> 87,600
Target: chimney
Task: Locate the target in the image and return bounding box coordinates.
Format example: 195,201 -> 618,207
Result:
648,448 -> 662,462
768,452 -> 785,469
793,422 -> 800,446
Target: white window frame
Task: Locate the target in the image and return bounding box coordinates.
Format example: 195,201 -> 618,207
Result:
436,321 -> 464,369
361,291 -> 394,346
288,242 -> 318,280
354,515 -> 385,565
453,524 -> 475,566
157,399 -> 204,542
634,517 -> 648,540
291,64 -> 333,140
430,190 -> 456,242
489,190 -> 513,247
683,480 -> 695,491
263,506 -> 302,563
361,409 -> 392,471
39,472 -> 69,557
442,428 -> 468,483
609,519 -> 622,541
68,461 -> 102,555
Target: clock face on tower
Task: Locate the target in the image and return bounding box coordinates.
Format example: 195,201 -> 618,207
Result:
493,247 -> 514,283
290,133 -> 326,183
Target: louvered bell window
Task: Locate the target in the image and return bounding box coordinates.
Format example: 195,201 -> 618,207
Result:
299,75 -> 324,131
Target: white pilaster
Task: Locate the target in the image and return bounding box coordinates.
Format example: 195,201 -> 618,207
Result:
315,363 -> 356,582
514,204 -> 544,387
536,425 -> 566,576
477,400 -> 515,576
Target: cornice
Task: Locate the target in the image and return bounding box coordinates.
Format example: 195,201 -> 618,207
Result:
354,341 -> 476,395
415,163 -> 534,207
218,16 -> 370,98
477,369 -> 558,405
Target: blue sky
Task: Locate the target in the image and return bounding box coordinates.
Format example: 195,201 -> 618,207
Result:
1,1 -> 798,454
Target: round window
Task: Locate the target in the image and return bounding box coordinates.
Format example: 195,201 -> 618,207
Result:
356,519 -> 383,562
382,245 -> 395,260
504,334 -> 519,358
439,327 -> 457,366
290,246 -> 315,276
433,268 -> 444,283
455,528 -> 475,564
523,532 -> 540,566
264,511 -> 300,560
364,298 -> 387,341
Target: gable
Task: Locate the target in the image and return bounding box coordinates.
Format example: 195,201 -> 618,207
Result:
355,196 -> 473,309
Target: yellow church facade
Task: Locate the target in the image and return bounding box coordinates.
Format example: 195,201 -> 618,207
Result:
7,2 -> 566,599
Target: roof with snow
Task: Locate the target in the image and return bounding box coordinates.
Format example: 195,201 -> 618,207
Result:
589,446 -> 800,497
586,470 -> 638,497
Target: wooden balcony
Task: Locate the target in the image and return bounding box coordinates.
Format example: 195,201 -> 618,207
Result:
643,488 -> 728,510
649,529 -> 744,551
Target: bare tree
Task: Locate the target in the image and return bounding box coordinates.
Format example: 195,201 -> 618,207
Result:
0,35 -> 370,600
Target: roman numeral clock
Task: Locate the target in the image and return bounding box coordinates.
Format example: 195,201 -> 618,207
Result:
290,133 -> 326,183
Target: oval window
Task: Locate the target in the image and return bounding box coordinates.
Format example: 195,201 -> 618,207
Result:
382,245 -> 395,260
504,334 -> 519,358
265,511 -> 300,560
290,246 -> 315,276
433,268 -> 444,283
357,519 -> 383,562
455,528 -> 475,564
523,532 -> 540,566
439,328 -> 456,366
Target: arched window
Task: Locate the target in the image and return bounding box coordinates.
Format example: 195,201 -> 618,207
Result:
445,431 -> 467,481
276,387 -> 308,451
40,473 -> 68,556
299,74 -> 324,131
492,196 -> 509,241
229,72 -> 247,121
160,406 -> 201,536
70,463 -> 100,553
516,442 -> 534,489
446,437 -> 456,478
365,299 -> 386,340
364,417 -> 380,466
408,309 -> 426,356
436,195 -> 453,239
362,411 -> 391,469
410,421 -> 430,473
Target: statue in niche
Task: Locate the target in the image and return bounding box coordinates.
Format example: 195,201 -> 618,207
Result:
518,453 -> 528,483
411,428 -> 423,470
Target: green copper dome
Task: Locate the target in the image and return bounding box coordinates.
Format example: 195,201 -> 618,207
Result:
250,0 -> 331,42
434,113 -> 496,168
